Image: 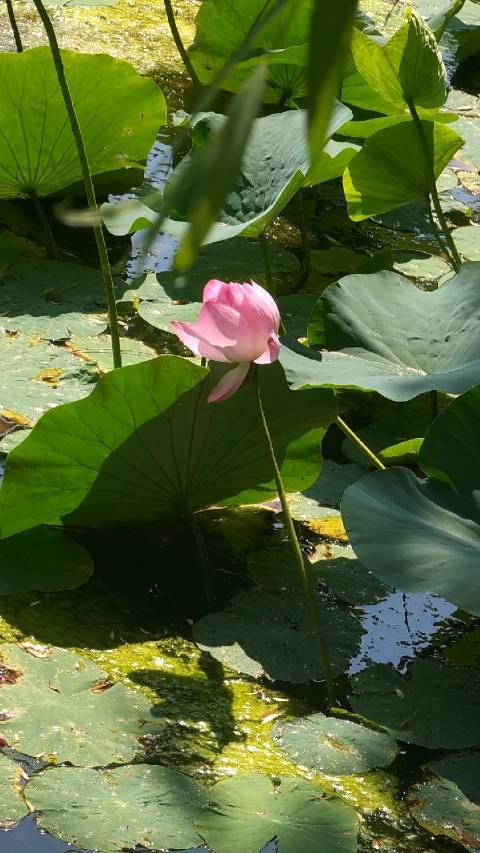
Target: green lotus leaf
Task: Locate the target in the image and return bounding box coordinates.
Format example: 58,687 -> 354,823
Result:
0,357 -> 337,539
193,572 -> 364,682
0,644 -> 160,764
0,258 -> 116,340
341,384 -> 480,615
103,107 -> 351,241
351,658 -> 480,749
195,773 -> 358,853
188,0 -> 313,103
0,331 -> 98,426
0,527 -> 92,594
343,120 -> 463,220
351,11 -> 447,111
280,264 -> 480,401
0,754 -> 28,826
25,764 -> 208,851
272,713 -> 399,775
408,753 -> 480,850
0,47 -> 166,198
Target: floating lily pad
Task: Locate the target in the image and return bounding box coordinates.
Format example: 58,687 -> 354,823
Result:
0,48 -> 165,198
195,773 -> 358,853
288,461 -> 366,519
193,585 -> 363,683
281,264 -> 480,401
138,297 -> 200,333
66,336 -> 155,372
0,644 -> 157,764
409,754 -> 480,851
0,527 -> 93,594
0,358 -> 337,539
0,331 -> 98,425
342,384 -> 480,615
350,658 -> 480,749
0,259 -> 113,339
453,225 -> 480,261
247,542 -> 388,606
0,754 -> 28,826
272,713 -> 398,775
26,764 -> 207,851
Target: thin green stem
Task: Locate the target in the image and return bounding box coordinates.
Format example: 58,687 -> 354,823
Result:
407,100 -> 461,272
163,0 -> 200,87
31,0 -> 122,369
6,0 -> 23,51
425,194 -> 454,274
336,416 -> 386,471
430,390 -> 438,422
298,190 -> 312,275
259,232 -> 287,335
254,367 -> 335,706
28,189 -> 58,259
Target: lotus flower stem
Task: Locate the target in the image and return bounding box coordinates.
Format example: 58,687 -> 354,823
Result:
425,194 -> 453,274
254,367 -> 335,706
6,0 -> 23,51
407,99 -> 461,272
28,189 -> 58,259
163,0 -> 200,87
259,234 -> 286,334
31,0 -> 122,369
336,416 -> 386,471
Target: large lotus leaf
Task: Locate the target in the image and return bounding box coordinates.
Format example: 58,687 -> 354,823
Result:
26,764 -> 207,851
188,0 -> 313,103
193,581 -> 364,683
341,384 -> 480,615
0,48 -> 166,198
0,644 -> 158,764
272,713 -> 398,775
408,754 -> 480,851
350,12 -> 447,111
350,658 -> 480,749
0,259 -> 116,339
103,107 -> 351,241
0,527 -> 93,593
0,754 -> 28,825
195,773 -> 358,853
0,331 -> 98,426
0,357 -> 337,539
280,264 -> 480,402
343,120 -> 463,220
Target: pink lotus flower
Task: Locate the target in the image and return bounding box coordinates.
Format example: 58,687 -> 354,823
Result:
171,279 -> 281,403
